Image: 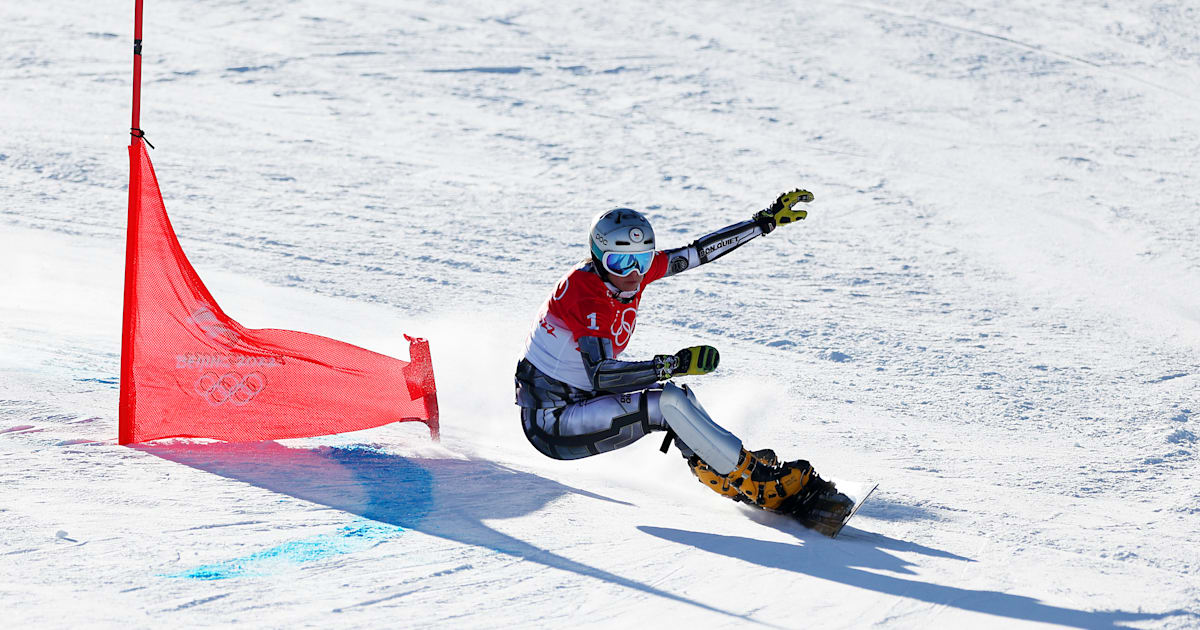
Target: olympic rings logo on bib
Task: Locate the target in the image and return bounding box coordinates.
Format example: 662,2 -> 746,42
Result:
611,307 -> 637,348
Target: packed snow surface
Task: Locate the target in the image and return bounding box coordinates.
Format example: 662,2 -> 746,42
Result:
2,0 -> 1199,627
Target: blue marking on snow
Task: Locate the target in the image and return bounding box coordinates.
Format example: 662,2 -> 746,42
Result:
425,66 -> 530,74
226,65 -> 274,73
76,377 -> 119,385
165,521 -> 404,580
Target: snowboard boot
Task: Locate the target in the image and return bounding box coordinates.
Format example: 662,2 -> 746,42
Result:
748,448 -> 778,466
688,448 -> 811,510
689,449 -> 857,535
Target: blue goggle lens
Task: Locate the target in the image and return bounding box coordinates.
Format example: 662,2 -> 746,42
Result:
603,251 -> 653,277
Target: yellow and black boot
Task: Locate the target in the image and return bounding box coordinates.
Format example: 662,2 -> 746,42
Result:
688,448 -> 810,510
689,448 -> 857,535
687,454 -> 745,501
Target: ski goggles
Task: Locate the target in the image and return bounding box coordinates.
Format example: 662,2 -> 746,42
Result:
601,251 -> 654,277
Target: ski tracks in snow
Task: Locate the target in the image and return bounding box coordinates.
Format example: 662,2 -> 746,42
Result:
4,0 -> 1200,626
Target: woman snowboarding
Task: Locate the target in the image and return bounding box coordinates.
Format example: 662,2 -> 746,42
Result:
514,190 -> 855,535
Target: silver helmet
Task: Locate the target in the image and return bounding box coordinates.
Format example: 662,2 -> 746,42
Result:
589,208 -> 656,278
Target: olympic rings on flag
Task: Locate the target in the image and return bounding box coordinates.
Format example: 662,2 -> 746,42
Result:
194,371 -> 267,406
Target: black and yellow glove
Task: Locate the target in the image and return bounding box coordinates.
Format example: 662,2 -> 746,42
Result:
666,345 -> 720,377
754,189 -> 813,234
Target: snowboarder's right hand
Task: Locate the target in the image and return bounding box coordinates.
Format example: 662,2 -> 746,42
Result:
754,189 -> 813,234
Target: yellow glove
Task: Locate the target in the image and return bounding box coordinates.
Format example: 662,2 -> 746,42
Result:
754,189 -> 813,234
671,345 -> 720,376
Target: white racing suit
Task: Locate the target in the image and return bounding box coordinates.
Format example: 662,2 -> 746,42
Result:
515,217 -> 768,462
515,207 -> 856,533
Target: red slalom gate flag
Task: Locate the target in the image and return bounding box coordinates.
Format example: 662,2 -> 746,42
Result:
118,141 -> 439,444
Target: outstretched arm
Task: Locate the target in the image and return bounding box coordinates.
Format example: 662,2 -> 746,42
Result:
662,189 -> 813,278
578,336 -> 720,392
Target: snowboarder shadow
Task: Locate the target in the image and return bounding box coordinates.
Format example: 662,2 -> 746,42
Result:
137,441 -> 766,625
637,520 -> 1190,629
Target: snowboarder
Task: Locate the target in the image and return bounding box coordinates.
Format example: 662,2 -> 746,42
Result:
514,190 -> 855,535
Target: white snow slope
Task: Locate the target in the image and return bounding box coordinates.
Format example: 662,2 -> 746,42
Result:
2,0 -> 1199,628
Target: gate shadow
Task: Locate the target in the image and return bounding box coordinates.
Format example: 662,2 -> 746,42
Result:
137,441 -> 760,624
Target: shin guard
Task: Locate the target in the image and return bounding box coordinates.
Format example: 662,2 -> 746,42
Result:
659,382 -> 742,474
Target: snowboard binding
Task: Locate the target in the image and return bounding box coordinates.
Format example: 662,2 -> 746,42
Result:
781,476 -> 856,537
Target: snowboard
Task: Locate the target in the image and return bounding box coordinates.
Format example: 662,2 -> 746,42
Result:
830,482 -> 877,538
796,481 -> 877,538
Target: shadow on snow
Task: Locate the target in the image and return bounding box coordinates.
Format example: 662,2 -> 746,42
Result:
137,441 -> 764,625
638,522 -> 1194,629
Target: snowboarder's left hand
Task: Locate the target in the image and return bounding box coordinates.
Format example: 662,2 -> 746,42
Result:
755,189 -> 813,234
653,345 -> 720,380
671,345 -> 720,376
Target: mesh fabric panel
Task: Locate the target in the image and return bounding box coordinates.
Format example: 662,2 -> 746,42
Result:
118,142 -> 438,443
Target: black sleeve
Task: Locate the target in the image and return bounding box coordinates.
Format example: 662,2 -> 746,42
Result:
578,336 -> 668,392
661,219 -> 767,278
